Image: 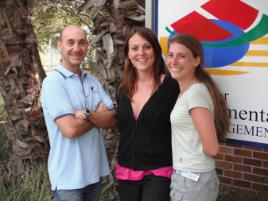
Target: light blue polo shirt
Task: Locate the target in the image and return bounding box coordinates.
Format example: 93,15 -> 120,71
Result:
41,66 -> 113,190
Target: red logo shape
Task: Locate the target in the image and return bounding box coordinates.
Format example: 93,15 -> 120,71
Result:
171,11 -> 232,41
202,0 -> 258,30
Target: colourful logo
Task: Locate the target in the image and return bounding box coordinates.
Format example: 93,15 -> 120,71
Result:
160,0 -> 268,75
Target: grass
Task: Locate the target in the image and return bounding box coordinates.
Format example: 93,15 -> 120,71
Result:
0,163 -> 53,201
0,161 -> 118,201
0,94 -> 6,122
0,95 -> 8,162
0,95 -> 53,200
0,124 -> 8,162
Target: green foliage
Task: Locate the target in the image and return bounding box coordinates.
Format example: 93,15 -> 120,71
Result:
0,161 -> 117,201
0,95 -> 8,162
0,125 -> 8,162
0,163 -> 53,201
28,0 -> 98,71
29,3 -> 83,50
28,0 -> 93,49
0,95 -> 6,122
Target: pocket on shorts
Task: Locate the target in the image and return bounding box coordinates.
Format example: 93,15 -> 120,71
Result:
170,189 -> 183,201
208,176 -> 219,190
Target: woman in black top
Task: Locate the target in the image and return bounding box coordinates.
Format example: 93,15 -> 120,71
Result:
116,26 -> 180,201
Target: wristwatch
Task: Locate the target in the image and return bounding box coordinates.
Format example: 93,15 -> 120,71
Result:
84,108 -> 92,120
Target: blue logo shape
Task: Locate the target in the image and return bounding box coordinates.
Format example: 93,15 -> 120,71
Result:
168,19 -> 250,68
202,19 -> 249,67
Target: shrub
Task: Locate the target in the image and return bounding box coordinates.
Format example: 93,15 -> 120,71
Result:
0,162 -> 53,201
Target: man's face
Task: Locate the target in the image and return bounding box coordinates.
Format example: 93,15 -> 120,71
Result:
57,26 -> 88,69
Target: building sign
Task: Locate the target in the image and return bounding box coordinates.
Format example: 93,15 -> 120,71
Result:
153,0 -> 268,148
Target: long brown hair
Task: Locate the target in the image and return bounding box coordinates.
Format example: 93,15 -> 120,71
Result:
169,34 -> 229,142
120,26 -> 165,98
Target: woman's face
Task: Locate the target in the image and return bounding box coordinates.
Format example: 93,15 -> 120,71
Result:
128,33 -> 155,73
166,42 -> 200,82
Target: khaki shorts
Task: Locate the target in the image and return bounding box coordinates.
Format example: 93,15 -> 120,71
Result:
170,169 -> 219,201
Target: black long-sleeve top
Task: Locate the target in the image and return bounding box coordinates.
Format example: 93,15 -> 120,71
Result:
117,76 -> 180,170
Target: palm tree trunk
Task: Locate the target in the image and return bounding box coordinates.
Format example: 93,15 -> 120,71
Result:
78,0 -> 145,200
0,0 -> 49,173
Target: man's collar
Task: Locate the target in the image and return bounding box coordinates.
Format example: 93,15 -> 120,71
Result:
55,66 -> 88,78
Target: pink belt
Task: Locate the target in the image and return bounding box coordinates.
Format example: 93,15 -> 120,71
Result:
115,163 -> 173,181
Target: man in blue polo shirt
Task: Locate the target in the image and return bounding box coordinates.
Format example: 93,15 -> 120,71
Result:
41,25 -> 117,201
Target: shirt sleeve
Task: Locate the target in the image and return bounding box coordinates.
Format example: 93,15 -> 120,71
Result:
186,87 -> 213,112
41,79 -> 74,121
94,78 -> 115,110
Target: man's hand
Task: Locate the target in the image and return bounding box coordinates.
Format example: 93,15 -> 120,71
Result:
74,102 -> 107,121
96,102 -> 107,112
74,110 -> 86,120
87,102 -> 117,128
